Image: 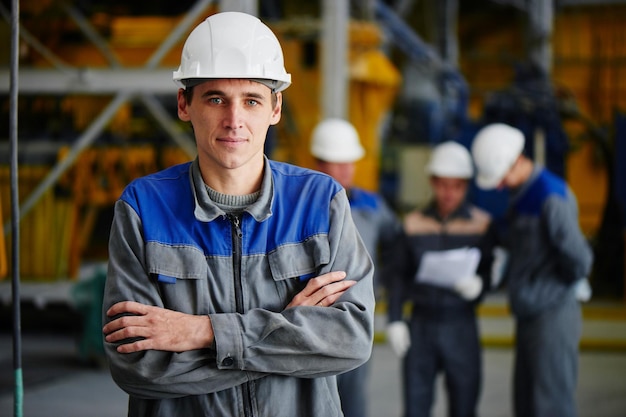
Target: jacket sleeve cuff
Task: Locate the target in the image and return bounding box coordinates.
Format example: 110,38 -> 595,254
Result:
210,313 -> 244,370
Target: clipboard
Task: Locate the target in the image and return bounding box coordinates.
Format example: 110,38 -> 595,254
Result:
415,247 -> 481,288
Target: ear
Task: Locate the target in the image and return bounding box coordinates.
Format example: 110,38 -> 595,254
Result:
177,88 -> 191,122
270,92 -> 282,126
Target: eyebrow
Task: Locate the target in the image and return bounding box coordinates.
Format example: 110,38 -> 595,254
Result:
201,89 -> 267,102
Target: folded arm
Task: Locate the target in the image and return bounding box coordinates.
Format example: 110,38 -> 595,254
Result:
103,192 -> 374,398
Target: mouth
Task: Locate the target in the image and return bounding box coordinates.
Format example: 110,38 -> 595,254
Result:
217,136 -> 247,145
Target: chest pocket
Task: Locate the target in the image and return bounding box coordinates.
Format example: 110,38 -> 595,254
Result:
246,236 -> 330,311
264,235 -> 331,308
268,235 -> 331,281
145,242 -> 210,314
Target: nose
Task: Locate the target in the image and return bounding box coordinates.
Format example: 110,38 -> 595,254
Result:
223,102 -> 243,130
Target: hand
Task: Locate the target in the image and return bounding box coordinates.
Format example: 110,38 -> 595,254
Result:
286,271 -> 355,308
575,278 -> 592,302
386,321 -> 410,358
103,301 -> 214,353
454,274 -> 483,300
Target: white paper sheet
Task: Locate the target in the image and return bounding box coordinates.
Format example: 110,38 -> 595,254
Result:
415,247 -> 481,289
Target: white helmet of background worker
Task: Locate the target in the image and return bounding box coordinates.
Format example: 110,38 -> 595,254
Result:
426,141 -> 474,179
310,118 -> 366,163
173,12 -> 291,92
471,123 -> 525,190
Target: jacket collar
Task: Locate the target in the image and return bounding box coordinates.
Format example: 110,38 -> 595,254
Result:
510,164 -> 542,204
190,157 -> 274,223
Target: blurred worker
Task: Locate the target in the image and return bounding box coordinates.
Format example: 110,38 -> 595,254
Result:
471,123 -> 593,417
101,12 -> 375,417
386,141 -> 493,417
311,118 -> 403,417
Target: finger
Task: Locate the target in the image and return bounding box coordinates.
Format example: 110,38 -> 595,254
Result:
312,280 -> 356,305
315,270 -> 347,285
300,271 -> 347,297
116,337 -> 151,353
285,274 -> 352,309
103,314 -> 147,335
106,301 -> 149,317
104,316 -> 154,339
317,288 -> 351,307
104,326 -> 134,342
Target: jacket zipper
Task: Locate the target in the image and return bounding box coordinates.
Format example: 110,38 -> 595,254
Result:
228,214 -> 254,417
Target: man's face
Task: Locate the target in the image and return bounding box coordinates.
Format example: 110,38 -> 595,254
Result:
430,176 -> 469,217
177,79 -> 282,175
315,160 -> 356,189
498,157 -> 524,189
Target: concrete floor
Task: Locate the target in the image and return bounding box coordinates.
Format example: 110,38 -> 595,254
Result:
0,332 -> 625,417
1,280 -> 625,417
368,343 -> 626,417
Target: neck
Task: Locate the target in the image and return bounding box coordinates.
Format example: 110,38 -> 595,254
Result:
199,159 -> 264,196
436,206 -> 454,220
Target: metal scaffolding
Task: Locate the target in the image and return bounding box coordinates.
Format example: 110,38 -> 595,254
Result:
0,0 -> 215,224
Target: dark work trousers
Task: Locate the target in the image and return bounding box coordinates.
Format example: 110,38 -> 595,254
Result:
514,295 -> 581,417
403,312 -> 482,417
338,360 -> 369,417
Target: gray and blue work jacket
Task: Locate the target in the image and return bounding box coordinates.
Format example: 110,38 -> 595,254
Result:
387,201 -> 493,323
102,157 -> 375,417
502,166 -> 593,319
347,187 -> 403,291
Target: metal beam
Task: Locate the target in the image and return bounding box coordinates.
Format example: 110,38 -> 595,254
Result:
146,0 -> 215,69
140,94 -> 197,158
59,4 -> 197,159
7,91 -> 133,229
374,1 -> 442,66
0,68 -> 178,95
0,2 -> 72,73
62,3 -> 122,68
0,68 -> 178,94
57,3 -> 195,159
1,0 -> 215,226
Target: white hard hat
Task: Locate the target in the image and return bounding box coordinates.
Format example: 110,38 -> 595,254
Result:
173,12 -> 291,92
471,123 -> 525,190
310,118 -> 365,163
426,141 -> 474,179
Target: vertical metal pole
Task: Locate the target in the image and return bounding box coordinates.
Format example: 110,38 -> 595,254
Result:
321,0 -> 349,119
534,127 -> 546,166
8,0 -> 22,415
527,0 -> 552,165
527,0 -> 553,75
219,0 -> 258,15
436,0 -> 459,67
